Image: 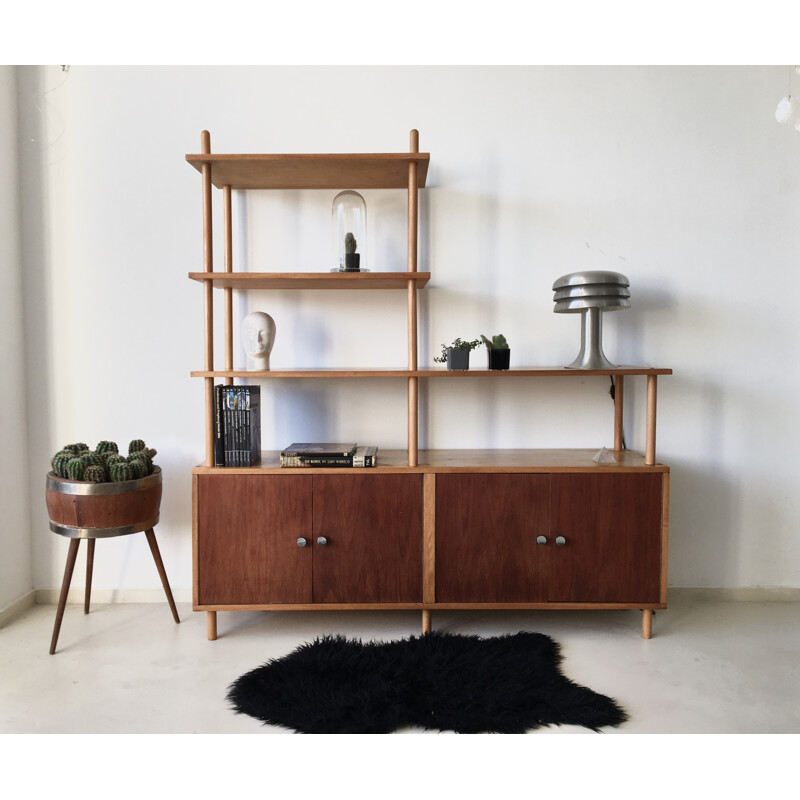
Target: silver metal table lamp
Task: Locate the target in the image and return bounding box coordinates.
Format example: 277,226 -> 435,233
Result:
552,270 -> 630,369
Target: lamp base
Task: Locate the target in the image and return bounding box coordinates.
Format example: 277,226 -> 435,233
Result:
565,308 -> 618,370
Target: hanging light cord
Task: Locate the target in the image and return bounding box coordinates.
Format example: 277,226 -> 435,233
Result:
608,377 -> 626,450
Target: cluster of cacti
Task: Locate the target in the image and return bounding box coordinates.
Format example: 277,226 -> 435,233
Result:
50,439 -> 158,483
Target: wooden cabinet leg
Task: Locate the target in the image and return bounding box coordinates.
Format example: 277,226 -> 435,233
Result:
641,609 -> 653,639
50,538 -> 80,655
144,528 -> 180,624
422,609 -> 431,635
207,611 -> 218,640
84,538 -> 95,614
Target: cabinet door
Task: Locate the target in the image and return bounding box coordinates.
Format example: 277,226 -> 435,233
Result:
435,474 -> 551,603
311,474 -> 423,603
196,475 -> 312,605
549,473 -> 663,603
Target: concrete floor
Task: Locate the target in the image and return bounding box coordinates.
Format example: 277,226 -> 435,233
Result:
1,592 -> 799,734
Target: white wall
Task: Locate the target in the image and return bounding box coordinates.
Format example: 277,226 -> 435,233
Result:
0,67 -> 33,614
15,65 -> 800,597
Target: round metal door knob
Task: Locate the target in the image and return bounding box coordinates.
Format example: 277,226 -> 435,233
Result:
536,535 -> 547,545
296,537 -> 308,548
316,536 -> 328,547
555,536 -> 566,546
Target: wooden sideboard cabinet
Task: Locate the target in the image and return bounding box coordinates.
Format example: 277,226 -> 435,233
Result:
187,130 -> 672,641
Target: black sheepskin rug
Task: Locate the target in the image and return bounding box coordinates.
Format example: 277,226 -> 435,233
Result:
226,631 -> 628,734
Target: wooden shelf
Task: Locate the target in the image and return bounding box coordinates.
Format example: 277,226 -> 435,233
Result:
192,448 -> 669,475
185,153 -> 430,190
191,366 -> 672,379
189,272 -> 431,290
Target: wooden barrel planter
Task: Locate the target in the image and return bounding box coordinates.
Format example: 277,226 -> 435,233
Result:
46,466 -> 162,538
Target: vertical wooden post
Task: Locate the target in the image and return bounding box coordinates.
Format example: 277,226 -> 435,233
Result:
407,129 -> 420,467
645,374 -> 657,465
201,131 -> 215,467
223,184 -> 233,381
613,375 -> 624,452
207,611 -> 218,641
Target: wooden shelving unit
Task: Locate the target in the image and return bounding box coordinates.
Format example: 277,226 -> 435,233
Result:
188,130 -> 672,642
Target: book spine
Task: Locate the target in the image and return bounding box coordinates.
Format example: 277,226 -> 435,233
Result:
223,387 -> 235,467
280,455 -> 354,467
235,387 -> 244,467
241,386 -> 249,466
214,385 -> 225,467
280,446 -> 377,468
352,446 -> 378,468
248,387 -> 261,465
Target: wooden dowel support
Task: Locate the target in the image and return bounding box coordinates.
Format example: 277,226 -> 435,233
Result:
202,131 -> 215,466
408,377 -> 418,467
407,130 -> 420,468
646,375 -> 657,465
207,611 -> 218,641
205,378 -> 215,467
223,184 -> 233,374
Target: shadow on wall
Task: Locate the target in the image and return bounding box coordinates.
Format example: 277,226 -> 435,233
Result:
17,67 -> 58,580
666,455 -> 740,588
271,384 -> 333,448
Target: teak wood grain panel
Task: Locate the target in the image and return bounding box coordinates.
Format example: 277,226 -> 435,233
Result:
549,473 -> 663,603
435,474 -> 551,603
311,474 -> 423,603
196,475 -> 312,605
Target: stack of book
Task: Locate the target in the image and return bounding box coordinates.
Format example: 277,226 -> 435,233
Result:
214,385 -> 261,466
280,443 -> 378,468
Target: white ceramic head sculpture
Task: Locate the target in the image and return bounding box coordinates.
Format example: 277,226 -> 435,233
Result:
241,312 -> 276,370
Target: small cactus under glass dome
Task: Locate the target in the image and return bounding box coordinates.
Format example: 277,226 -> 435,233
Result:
50,439 -> 159,482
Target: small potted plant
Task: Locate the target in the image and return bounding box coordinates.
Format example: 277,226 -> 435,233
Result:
480,334 -> 510,370
434,338 -> 481,370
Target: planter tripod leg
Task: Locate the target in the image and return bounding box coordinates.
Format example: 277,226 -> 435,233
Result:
144,529 -> 180,624
84,539 -> 95,614
50,538 -> 80,655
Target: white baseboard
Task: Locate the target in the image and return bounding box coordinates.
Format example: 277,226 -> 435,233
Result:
669,587 -> 800,602
25,586 -> 800,608
34,588 -> 193,606
0,591 -> 36,629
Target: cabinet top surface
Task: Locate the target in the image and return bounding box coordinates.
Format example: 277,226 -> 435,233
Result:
186,153 -> 430,190
193,449 -> 670,474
